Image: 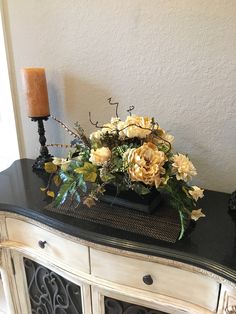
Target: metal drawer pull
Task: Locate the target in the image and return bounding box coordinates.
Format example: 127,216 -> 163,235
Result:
38,240 -> 47,249
142,274 -> 153,285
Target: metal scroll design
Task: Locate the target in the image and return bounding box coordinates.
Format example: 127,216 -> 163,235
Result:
104,297 -> 167,314
226,306 -> 236,314
23,258 -> 83,314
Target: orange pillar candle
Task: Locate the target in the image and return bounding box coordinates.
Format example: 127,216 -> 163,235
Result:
21,67 -> 50,118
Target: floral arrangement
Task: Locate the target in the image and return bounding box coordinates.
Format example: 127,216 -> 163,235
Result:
42,99 -> 205,239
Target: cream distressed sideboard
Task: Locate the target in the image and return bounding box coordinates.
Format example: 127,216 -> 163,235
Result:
0,159 -> 235,314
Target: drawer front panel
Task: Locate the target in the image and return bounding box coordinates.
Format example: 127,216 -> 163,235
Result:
90,249 -> 219,312
6,218 -> 89,273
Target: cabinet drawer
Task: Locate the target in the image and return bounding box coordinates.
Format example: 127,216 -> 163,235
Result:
91,249 -> 219,312
6,218 -> 89,273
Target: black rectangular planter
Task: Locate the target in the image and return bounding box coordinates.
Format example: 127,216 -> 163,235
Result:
100,185 -> 161,214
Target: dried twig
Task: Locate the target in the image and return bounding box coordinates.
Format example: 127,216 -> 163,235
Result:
51,115 -> 90,147
51,115 -> 78,138
108,97 -> 119,117
88,112 -> 104,129
46,144 -> 73,148
127,105 -> 135,116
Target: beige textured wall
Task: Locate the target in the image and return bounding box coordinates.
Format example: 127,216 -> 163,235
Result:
3,0 -> 236,193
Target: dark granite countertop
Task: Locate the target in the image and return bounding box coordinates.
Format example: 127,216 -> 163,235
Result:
0,159 -> 235,283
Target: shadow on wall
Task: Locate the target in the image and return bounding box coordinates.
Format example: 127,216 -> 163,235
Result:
63,74 -> 115,135
46,74 -> 114,157
171,120 -> 235,193
46,81 -> 66,157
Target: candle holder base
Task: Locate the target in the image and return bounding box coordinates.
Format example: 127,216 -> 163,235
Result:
32,154 -> 53,172
31,116 -> 53,172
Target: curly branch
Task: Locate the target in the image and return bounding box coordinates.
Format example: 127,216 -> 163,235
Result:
127,105 -> 135,116
88,112 -> 104,129
108,97 -> 119,118
89,98 -> 119,128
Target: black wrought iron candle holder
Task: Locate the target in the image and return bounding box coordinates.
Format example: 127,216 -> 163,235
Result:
31,116 -> 53,171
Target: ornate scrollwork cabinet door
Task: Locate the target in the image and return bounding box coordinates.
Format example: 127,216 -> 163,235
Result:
23,258 -> 83,314
9,250 -> 92,314
226,306 -> 236,314
91,286 -> 206,314
104,297 -> 168,314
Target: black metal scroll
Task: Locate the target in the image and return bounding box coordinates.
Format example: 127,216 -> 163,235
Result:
226,305 -> 236,314
104,297 -> 167,314
23,258 -> 83,314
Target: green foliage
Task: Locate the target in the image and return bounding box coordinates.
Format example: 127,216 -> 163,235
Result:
74,162 -> 97,182
53,171 -> 87,206
44,162 -> 57,173
101,132 -> 119,148
132,183 -> 151,195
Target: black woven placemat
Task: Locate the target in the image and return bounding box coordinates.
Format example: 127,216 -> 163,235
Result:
45,198 -> 181,243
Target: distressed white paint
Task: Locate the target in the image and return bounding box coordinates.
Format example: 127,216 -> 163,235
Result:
3,0 -> 236,192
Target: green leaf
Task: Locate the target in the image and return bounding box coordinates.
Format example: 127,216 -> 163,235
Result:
74,191 -> 81,203
133,183 -> 151,195
100,172 -> 115,183
47,190 -> 55,198
53,175 -> 61,187
59,171 -> 73,183
178,210 -> 185,240
44,162 -> 57,173
55,182 -> 71,205
69,160 -> 83,170
68,181 -> 77,195
78,178 -> 87,193
74,162 -> 97,182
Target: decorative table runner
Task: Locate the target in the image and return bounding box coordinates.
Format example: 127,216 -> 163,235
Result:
45,200 -> 181,243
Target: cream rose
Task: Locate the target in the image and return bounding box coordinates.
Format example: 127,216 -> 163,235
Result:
125,142 -> 167,188
172,154 -> 197,182
52,157 -> 70,171
189,186 -> 204,201
89,130 -> 102,141
151,128 -> 174,147
122,115 -> 153,138
89,147 -> 111,166
101,117 -> 121,134
116,120 -> 126,139
160,129 -> 174,144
